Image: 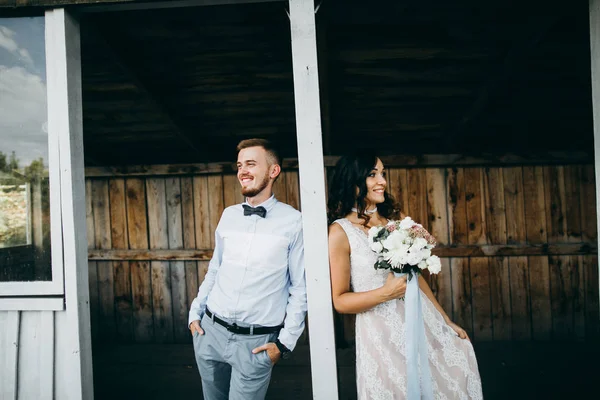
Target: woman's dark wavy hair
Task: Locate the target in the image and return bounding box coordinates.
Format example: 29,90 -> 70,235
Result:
327,153 -> 400,225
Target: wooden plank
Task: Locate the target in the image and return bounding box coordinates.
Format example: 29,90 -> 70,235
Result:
197,260 -> 210,287
574,255 -> 586,340
470,257 -> 492,341
146,178 -> 174,343
483,167 -> 507,245
425,169 -> 451,313
583,255 -> 599,340
544,166 -> 567,244
89,243 -> 597,261
223,174 -> 244,207
407,168 -> 428,228
181,177 -> 199,321
465,168 -> 486,245
509,256 -> 531,340
92,179 -> 116,342
125,178 -> 153,342
489,257 -> 511,340
388,168 -> 409,216
528,256 -> 552,340
435,243 -> 598,256
83,152 -> 594,178
272,171 -> 287,203
450,258 -> 473,338
109,178 -> 133,342
579,165 -> 597,244
207,175 -> 224,248
193,176 -> 211,249
80,0 -> 288,12
549,255 -> 574,339
447,167 -> 468,245
434,257 -> 453,317
426,168 -> 449,245
523,166 -> 548,244
285,170 -> 300,210
0,311 -> 19,400
503,167 -> 526,244
590,4 -> 600,341
85,180 -> 99,342
563,166 -> 582,243
166,177 -> 188,343
289,0 -> 338,395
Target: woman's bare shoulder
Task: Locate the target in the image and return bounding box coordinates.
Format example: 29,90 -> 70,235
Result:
328,222 -> 350,248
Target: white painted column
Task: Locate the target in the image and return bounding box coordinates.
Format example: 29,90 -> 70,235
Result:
46,8 -> 94,399
288,0 -> 339,399
591,0 -> 600,316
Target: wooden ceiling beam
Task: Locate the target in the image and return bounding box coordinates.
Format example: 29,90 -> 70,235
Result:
446,14 -> 560,141
0,0 -> 285,9
88,22 -> 206,159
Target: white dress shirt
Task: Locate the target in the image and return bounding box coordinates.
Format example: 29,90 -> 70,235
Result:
188,195 -> 307,350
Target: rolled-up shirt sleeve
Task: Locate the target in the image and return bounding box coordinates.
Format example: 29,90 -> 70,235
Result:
277,217 -> 307,351
188,222 -> 223,327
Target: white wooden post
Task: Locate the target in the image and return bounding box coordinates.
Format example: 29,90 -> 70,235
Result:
289,0 -> 339,399
591,0 -> 600,316
46,8 -> 94,399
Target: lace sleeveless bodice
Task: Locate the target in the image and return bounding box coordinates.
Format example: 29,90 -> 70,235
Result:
334,218 -> 483,400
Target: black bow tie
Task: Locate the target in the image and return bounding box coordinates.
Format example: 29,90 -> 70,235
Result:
243,204 -> 267,218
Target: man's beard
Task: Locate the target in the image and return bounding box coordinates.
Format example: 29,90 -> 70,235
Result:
241,171 -> 270,198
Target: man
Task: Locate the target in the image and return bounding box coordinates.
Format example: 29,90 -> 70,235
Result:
188,138 -> 307,400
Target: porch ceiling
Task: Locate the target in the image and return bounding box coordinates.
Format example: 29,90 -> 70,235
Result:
77,0 -> 593,166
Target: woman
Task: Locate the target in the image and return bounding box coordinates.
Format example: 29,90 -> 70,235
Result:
328,154 -> 483,399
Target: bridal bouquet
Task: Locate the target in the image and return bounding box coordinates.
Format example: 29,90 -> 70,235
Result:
368,216 -> 442,280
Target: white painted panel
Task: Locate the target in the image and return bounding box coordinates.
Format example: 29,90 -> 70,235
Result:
15,311 -> 54,399
0,311 -> 19,400
46,8 -> 94,400
0,298 -> 64,311
288,0 -> 339,399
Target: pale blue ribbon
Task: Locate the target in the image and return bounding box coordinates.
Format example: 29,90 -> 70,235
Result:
395,271 -> 434,399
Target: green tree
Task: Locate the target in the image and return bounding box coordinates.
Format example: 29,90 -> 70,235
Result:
7,151 -> 19,172
24,158 -> 45,181
0,151 -> 6,172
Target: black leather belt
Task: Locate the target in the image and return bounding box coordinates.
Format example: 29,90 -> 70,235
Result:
205,308 -> 283,335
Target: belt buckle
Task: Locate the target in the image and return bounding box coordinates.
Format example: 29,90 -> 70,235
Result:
227,322 -> 239,333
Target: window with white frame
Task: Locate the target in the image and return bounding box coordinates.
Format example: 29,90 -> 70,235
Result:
0,13 -> 64,296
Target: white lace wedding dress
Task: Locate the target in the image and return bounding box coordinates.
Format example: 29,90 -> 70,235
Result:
334,218 -> 483,400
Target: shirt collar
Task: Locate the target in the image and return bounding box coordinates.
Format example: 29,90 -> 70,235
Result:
243,194 -> 278,213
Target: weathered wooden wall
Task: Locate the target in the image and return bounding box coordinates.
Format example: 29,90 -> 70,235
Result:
86,165 -> 599,344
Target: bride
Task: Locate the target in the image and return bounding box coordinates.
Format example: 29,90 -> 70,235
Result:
327,153 -> 483,399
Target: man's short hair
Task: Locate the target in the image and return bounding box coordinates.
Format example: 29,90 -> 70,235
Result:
236,138 -> 281,166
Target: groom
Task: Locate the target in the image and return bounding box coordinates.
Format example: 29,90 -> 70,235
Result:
188,138 -> 307,400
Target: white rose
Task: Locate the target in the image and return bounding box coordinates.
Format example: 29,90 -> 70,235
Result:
370,241 -> 383,253
419,248 -> 431,259
418,261 -> 428,270
382,230 -> 404,250
426,255 -> 442,274
409,237 -> 428,252
406,252 -> 422,266
399,216 -> 416,230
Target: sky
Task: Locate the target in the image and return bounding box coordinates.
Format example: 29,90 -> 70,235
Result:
0,16 -> 48,168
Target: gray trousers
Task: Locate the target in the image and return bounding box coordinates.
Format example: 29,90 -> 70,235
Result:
193,313 -> 277,400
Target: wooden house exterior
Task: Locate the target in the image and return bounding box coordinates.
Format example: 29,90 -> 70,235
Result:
0,0 -> 599,399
